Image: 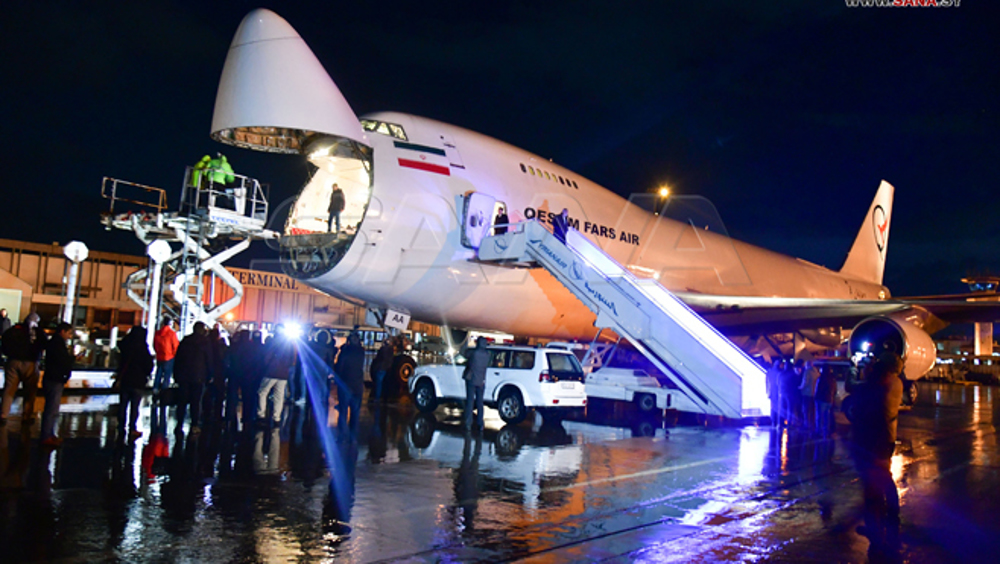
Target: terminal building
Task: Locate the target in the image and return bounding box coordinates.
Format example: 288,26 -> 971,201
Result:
0,238 -> 440,351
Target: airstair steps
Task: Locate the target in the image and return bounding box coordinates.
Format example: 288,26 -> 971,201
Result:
478,220 -> 769,419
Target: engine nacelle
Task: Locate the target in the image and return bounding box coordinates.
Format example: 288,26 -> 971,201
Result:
847,312 -> 936,379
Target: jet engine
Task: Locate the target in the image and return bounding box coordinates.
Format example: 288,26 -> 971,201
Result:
847,310 -> 936,379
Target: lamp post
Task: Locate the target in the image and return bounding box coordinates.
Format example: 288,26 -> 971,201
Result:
145,240 -> 172,351
62,241 -> 89,324
656,186 -> 670,215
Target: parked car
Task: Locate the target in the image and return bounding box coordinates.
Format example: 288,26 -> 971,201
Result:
408,344 -> 587,424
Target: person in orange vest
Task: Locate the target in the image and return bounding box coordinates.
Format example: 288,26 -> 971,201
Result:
153,317 -> 179,393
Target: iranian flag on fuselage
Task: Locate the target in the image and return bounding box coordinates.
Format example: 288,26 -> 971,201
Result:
394,141 -> 451,176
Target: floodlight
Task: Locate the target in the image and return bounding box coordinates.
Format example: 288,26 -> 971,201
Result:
285,322 -> 304,340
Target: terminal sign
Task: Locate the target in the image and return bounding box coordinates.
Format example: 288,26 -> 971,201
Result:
232,270 -> 301,291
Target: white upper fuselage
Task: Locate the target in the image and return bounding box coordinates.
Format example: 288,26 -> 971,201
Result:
309,111 -> 887,339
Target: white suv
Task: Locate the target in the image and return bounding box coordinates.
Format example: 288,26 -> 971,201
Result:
408,345 -> 588,423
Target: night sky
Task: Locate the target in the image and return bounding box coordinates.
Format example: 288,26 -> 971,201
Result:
2,1 -> 997,297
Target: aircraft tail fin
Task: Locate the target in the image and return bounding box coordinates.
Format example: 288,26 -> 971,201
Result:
840,180 -> 894,286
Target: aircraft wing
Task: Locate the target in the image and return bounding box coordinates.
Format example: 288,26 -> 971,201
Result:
677,293 -> 1000,334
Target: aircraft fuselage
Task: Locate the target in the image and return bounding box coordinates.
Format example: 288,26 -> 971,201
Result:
309,111 -> 886,339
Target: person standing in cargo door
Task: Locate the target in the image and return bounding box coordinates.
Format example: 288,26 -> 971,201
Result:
328,184 -> 346,234
463,337 -> 491,431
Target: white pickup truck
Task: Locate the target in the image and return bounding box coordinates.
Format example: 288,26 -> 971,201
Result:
408,344 -> 588,424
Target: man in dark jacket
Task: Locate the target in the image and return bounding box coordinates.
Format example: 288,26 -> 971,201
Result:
370,336 -> 395,402
40,322 -> 75,446
765,359 -> 783,428
493,207 -> 509,235
1,312 -> 45,426
463,338 -> 492,431
306,331 -> 337,417
225,330 -> 252,428
779,360 -> 801,428
328,184 -> 346,233
814,365 -> 838,437
0,308 -> 12,338
552,208 -> 570,244
851,352 -> 904,557
0,308 -> 10,365
173,322 -> 214,435
257,324 -> 297,428
117,326 -> 154,440
334,333 -> 365,432
201,325 -> 228,425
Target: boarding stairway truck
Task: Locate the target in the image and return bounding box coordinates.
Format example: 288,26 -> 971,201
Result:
477,220 -> 769,420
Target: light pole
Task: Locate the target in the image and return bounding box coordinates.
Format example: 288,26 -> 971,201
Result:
62,241 -> 89,324
657,186 -> 670,215
145,240 -> 172,351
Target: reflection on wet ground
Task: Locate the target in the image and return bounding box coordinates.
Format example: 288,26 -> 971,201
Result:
1,382 -> 999,562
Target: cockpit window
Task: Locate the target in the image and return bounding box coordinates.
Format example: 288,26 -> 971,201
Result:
360,119 -> 407,141
388,124 -> 406,139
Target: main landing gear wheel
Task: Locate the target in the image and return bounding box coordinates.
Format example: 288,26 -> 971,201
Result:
497,388 -> 527,424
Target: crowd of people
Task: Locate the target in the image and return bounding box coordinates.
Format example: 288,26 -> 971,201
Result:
147,319 -> 402,440
765,357 -> 838,436
766,352 -> 906,559
1,313 -> 402,446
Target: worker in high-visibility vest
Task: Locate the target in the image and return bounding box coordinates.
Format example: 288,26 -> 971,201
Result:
206,154 -> 236,209
188,155 -> 212,208
191,155 -> 211,187
208,154 -> 235,185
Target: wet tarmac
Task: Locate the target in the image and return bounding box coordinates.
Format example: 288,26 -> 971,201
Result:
1,382 -> 998,563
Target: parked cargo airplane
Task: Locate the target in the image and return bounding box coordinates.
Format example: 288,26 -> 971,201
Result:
210,9 -> 998,380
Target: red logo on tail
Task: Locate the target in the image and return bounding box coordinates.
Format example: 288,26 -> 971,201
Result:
872,205 -> 888,255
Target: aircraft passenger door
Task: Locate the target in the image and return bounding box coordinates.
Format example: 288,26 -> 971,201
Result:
461,192 -> 496,249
